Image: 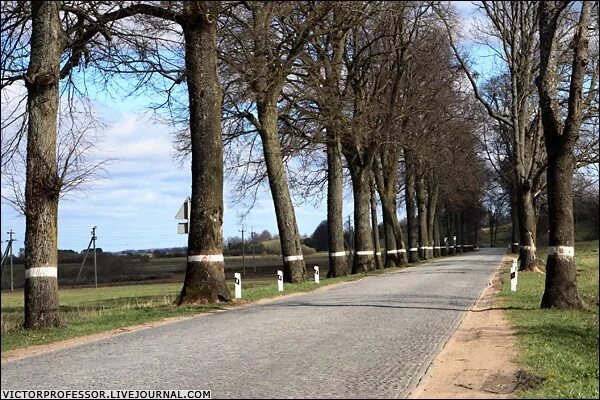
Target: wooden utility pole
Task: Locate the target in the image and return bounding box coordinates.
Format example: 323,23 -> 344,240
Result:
92,226 -> 97,288
239,226 -> 245,276
2,230 -> 16,291
251,227 -> 256,273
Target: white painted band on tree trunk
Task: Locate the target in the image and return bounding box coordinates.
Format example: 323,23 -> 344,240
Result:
548,246 -> 575,257
419,246 -> 427,250
376,252 -> 382,256
356,250 -> 374,256
387,250 -> 398,254
398,249 -> 407,253
283,255 -> 304,262
521,245 -> 536,250
450,246 -> 455,248
329,251 -> 347,257
25,266 -> 58,279
434,246 -> 442,249
409,248 -> 418,252
188,254 -> 224,262
512,243 -> 519,246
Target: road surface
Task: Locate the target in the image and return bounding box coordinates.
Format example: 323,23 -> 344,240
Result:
1,249 -> 506,398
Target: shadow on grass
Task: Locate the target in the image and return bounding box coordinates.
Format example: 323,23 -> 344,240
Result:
514,320 -> 599,350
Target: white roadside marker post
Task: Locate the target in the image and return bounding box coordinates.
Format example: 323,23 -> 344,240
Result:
277,270 -> 283,292
234,272 -> 241,299
314,266 -> 320,284
511,260 -> 517,292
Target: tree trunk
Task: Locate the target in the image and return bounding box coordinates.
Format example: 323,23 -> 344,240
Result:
326,137 -> 348,277
540,136 -> 582,308
391,211 -> 407,264
257,100 -> 306,282
416,176 -> 429,260
447,210 -> 455,255
374,156 -> 405,267
427,181 -> 438,258
348,162 -> 374,273
370,176 -> 382,270
536,1 -> 590,309
489,211 -> 495,247
405,165 -> 419,263
24,1 -> 63,329
510,186 -> 520,253
433,203 -> 442,257
517,187 -> 537,271
179,3 -> 231,304
455,212 -> 463,253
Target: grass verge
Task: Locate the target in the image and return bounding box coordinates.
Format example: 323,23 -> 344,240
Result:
1,263 -> 404,352
498,240 -> 599,399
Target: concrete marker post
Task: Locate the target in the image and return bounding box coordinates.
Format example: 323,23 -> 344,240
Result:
234,272 -> 241,299
314,266 -> 319,284
510,260 -> 517,292
277,270 -> 283,292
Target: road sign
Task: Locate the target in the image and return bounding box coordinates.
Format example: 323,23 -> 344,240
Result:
176,197 -> 191,234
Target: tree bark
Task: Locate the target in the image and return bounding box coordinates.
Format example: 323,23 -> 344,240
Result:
427,181 -> 439,258
454,211 -> 463,253
326,137 -> 348,277
416,175 -> 430,260
370,175 -> 382,270
374,155 -> 405,267
348,162 -> 375,273
433,200 -> 442,258
447,210 -> 456,255
178,2 -> 231,304
24,1 -> 63,329
510,186 -> 520,253
536,1 -> 589,309
540,141 -> 582,308
257,100 -> 306,282
405,163 -> 419,263
517,187 -> 537,271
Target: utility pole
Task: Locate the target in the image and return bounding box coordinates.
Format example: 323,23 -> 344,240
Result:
73,226 -> 97,289
239,226 -> 245,276
251,227 -> 256,273
92,226 -> 97,288
3,230 -> 16,292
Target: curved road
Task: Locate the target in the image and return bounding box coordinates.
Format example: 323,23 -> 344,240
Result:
2,249 -> 505,398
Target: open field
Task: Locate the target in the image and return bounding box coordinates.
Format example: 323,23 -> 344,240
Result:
499,240 -> 599,398
1,260 -> 394,352
1,252 -> 333,290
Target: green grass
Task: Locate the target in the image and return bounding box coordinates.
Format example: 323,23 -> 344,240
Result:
1,263 -> 401,352
498,240 -> 599,399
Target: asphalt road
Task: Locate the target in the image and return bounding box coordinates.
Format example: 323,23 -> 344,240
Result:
1,248 -> 506,398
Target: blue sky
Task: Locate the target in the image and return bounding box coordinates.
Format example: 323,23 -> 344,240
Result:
0,2 -> 489,253
0,101 -> 337,252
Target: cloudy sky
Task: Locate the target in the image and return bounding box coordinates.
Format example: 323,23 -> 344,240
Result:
0,2 -> 489,253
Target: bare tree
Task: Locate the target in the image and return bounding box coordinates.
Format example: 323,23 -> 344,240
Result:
220,2 -> 334,282
437,1 -> 548,270
536,1 -> 595,309
109,1 -> 231,303
2,98 -> 109,215
1,0 -> 147,328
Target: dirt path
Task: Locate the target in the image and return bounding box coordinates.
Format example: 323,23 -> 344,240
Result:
408,255 -> 519,399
